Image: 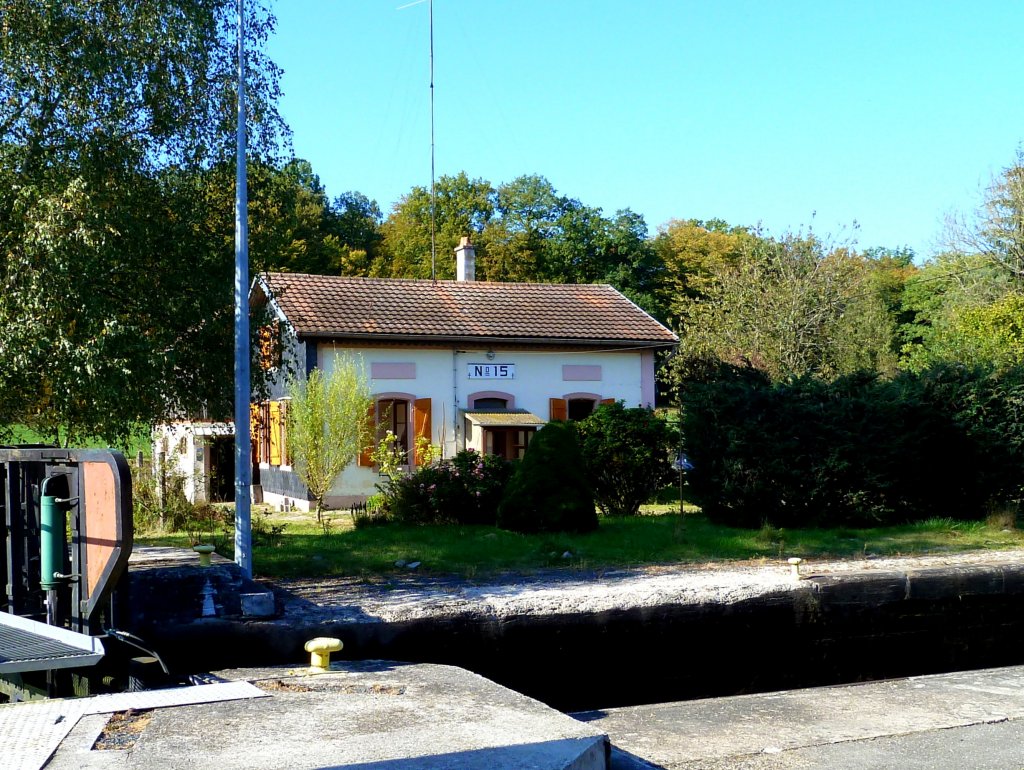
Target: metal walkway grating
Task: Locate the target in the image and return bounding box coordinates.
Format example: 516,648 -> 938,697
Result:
0,613 -> 104,674
1,681 -> 267,770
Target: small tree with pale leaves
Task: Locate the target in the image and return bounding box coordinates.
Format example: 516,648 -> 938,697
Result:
286,358 -> 371,522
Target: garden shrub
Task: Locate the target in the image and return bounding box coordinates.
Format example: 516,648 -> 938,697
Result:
679,365 -> 992,529
497,422 -> 597,534
574,401 -> 677,516
351,494 -> 391,529
131,462 -> 197,532
384,450 -> 511,526
184,503 -> 233,548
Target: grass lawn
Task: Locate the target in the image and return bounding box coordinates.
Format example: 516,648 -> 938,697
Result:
134,504 -> 1024,581
2,425 -> 151,457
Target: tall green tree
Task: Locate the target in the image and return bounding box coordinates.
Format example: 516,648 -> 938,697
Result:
599,209 -> 667,321
480,175 -> 561,282
899,251 -> 1012,372
197,159 -> 368,276
652,218 -> 752,327
905,292 -> 1024,372
0,0 -> 285,173
377,172 -> 660,301
331,191 -> 383,276
376,172 -> 495,279
905,151 -> 1024,372
0,0 -> 287,445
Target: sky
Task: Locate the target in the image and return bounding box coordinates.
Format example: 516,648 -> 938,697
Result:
265,0 -> 1024,260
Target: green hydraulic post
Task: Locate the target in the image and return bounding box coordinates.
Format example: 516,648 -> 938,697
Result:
40,476 -> 67,591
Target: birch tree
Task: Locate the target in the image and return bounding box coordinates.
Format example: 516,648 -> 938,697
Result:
0,1 -> 286,444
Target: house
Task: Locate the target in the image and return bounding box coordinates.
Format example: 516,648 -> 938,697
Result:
250,239 -> 678,510
159,239 -> 677,510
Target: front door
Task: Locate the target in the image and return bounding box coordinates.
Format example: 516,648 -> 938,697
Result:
484,428 -> 535,460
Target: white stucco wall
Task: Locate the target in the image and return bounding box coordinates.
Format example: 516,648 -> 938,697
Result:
318,344 -> 651,503
151,422 -> 233,503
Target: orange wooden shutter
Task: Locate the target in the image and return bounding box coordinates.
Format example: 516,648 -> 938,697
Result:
250,403 -> 260,436
280,400 -> 291,466
413,398 -> 432,466
357,401 -> 376,467
250,403 -> 263,462
268,401 -> 282,465
549,398 -> 567,421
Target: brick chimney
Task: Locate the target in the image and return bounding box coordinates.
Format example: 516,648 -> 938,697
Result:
455,236 -> 475,282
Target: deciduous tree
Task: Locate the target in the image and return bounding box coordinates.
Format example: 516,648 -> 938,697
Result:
331,191 -> 383,276
376,172 -> 494,279
196,159 -> 371,276
947,150 -> 1024,287
652,219 -> 751,327
285,360 -> 372,522
908,293 -> 1024,372
668,232 -> 899,384
899,251 -> 1011,372
0,0 -> 286,445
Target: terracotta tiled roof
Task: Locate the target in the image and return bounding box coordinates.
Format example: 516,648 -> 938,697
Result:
257,274 -> 678,347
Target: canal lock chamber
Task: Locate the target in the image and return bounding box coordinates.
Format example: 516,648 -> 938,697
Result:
123,561 -> 1024,713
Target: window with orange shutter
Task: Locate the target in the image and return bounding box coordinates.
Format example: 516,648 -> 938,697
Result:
357,397 -> 433,467
377,399 -> 410,463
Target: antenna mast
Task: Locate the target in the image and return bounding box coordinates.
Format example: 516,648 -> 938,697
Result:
429,0 -> 436,281
398,0 -> 437,279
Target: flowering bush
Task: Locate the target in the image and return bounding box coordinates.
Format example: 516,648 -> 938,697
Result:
384,450 -> 512,525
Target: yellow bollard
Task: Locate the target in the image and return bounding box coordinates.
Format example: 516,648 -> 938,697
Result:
304,637 -> 343,671
192,544 -> 216,567
788,557 -> 803,580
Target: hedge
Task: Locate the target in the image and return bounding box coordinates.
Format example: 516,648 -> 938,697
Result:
679,364 -> 1024,528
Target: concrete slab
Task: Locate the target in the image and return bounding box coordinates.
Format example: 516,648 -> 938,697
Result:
45,660 -> 607,770
575,665 -> 1024,769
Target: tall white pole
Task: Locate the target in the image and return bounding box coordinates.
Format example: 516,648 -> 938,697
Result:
233,0 -> 253,577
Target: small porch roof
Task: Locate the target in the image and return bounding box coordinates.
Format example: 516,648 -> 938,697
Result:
463,409 -> 546,427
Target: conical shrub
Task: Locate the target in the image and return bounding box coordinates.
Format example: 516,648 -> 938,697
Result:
496,422 -> 597,534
